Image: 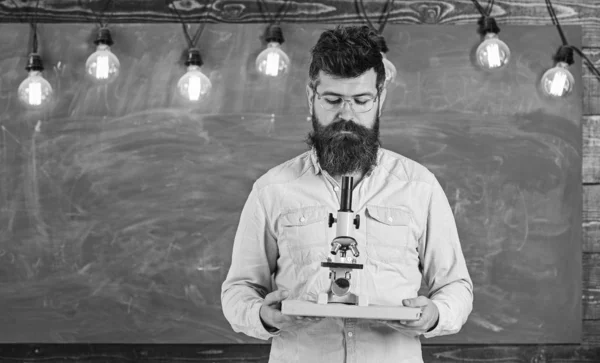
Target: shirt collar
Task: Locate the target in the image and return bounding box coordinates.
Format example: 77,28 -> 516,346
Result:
309,147 -> 383,177
309,147 -> 322,175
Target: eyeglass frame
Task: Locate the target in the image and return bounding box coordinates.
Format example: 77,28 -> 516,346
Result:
310,85 -> 382,114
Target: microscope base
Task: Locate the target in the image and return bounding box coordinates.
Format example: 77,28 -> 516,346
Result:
281,299 -> 422,320
317,292 -> 368,306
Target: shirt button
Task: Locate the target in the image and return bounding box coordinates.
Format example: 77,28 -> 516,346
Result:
334,186 -> 340,192
347,332 -> 353,337
388,216 -> 393,223
300,217 -> 306,223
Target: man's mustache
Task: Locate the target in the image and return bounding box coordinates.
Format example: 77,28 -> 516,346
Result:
324,120 -> 369,134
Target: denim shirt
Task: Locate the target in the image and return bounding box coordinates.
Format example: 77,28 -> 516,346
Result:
221,148 -> 473,363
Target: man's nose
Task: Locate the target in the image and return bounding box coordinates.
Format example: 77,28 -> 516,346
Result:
337,100 -> 355,121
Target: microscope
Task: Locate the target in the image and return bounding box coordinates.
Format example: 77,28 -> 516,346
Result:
281,176 -> 422,320
317,176 -> 368,307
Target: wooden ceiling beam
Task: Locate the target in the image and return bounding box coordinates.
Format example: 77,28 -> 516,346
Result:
0,0 -> 596,25
1,1 -> 599,46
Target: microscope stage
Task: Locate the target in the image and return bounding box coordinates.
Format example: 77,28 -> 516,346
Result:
321,261 -> 363,269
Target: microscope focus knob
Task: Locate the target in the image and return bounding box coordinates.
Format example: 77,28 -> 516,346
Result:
328,213 -> 336,227
354,215 -> 360,229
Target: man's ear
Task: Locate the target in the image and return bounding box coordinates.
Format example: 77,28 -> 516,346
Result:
306,84 -> 314,115
377,87 -> 387,117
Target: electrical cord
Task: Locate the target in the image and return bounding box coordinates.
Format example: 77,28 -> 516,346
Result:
545,0 -> 568,46
471,0 -> 495,18
257,0 -> 292,26
84,0 -> 114,29
545,0 -> 600,79
357,0 -> 395,34
166,0 -> 214,50
471,0 -> 501,35
9,0 -> 41,53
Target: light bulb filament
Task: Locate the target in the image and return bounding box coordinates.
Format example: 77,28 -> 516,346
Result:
550,71 -> 567,97
28,81 -> 42,106
188,75 -> 202,101
486,44 -> 501,68
265,52 -> 280,77
96,55 -> 110,79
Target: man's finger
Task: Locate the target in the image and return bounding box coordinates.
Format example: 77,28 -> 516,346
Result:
381,320 -> 406,327
401,319 -> 422,327
294,316 -> 322,321
402,296 -> 429,308
264,290 -> 289,305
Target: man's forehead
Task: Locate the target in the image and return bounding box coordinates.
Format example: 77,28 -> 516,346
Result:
316,69 -> 378,92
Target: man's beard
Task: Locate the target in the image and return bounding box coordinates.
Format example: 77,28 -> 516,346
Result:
305,111 -> 380,176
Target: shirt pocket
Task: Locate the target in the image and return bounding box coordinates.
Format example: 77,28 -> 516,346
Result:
365,205 -> 413,263
279,206 -> 329,267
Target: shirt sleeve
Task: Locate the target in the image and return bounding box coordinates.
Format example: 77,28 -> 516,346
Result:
419,176 -> 474,339
221,184 -> 280,340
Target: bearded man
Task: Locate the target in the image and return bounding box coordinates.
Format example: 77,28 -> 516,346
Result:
221,25 -> 473,363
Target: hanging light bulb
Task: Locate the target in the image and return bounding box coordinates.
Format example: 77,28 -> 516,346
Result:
374,34 -> 396,87
85,27 -> 120,84
177,48 -> 212,102
540,45 -> 575,98
541,63 -> 574,97
475,17 -> 510,70
17,53 -> 53,109
256,25 -> 290,78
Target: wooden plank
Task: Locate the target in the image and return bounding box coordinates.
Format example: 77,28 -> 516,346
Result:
584,116 -> 600,184
424,344 -> 600,362
583,252 -> 600,320
583,319 -> 600,347
0,343 -> 599,362
0,344 -> 270,362
584,185 -> 600,252
0,0 -> 599,46
583,49 -> 600,116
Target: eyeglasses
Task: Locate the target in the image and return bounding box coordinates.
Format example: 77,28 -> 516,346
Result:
313,90 -> 379,113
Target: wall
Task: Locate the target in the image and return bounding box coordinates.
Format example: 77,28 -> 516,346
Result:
0,0 -> 598,361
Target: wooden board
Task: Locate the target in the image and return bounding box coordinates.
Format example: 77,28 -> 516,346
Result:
1,0 -> 599,48
583,116 -> 600,184
281,299 -> 423,321
0,343 -> 600,362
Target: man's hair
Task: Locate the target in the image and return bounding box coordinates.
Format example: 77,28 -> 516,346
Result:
308,25 -> 386,92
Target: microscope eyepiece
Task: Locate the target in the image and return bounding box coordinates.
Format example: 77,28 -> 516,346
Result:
340,176 -> 353,212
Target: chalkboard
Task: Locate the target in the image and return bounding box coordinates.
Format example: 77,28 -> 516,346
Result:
0,23 -> 582,344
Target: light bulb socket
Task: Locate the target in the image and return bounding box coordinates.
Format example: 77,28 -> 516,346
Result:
478,16 -> 500,36
185,48 -> 203,67
25,53 -> 44,72
374,34 -> 389,54
554,45 -> 574,66
265,24 -> 284,44
94,27 -> 114,46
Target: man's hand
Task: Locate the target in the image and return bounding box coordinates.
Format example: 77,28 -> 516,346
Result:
379,296 -> 439,336
259,290 -> 323,332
